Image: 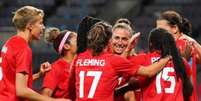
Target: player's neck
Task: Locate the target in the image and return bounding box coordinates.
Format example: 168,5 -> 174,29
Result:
17,30 -> 31,43
62,52 -> 75,64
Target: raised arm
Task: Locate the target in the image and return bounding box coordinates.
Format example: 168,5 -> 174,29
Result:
136,56 -> 171,77
121,32 -> 141,57
33,62 -> 51,81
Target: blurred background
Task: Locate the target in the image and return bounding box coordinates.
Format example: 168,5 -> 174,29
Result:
0,0 -> 200,98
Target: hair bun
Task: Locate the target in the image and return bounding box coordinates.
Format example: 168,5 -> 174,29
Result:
44,27 -> 60,43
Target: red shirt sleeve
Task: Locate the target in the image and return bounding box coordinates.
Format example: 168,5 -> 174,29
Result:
42,63 -> 60,90
128,54 -> 147,66
15,47 -> 32,74
128,54 -> 148,86
110,55 -> 140,77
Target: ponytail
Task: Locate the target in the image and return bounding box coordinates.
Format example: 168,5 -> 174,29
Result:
87,22 -> 112,56
44,27 -> 60,43
181,17 -> 192,36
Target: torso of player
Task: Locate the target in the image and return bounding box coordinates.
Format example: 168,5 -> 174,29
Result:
0,35 -> 32,101
74,50 -> 120,101
134,52 -> 184,101
43,58 -> 70,98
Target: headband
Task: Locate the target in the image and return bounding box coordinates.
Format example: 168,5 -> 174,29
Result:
58,31 -> 71,54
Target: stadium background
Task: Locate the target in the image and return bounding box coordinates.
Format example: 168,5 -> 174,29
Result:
0,0 -> 200,98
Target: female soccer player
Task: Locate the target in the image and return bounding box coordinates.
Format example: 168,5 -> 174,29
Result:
156,10 -> 201,101
0,6 -> 68,101
111,18 -> 137,101
128,28 -> 193,101
42,30 -> 77,99
68,20 -> 171,101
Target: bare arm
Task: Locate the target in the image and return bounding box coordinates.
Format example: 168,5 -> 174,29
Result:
33,62 -> 51,81
124,91 -> 136,101
16,73 -> 69,101
16,73 -> 54,101
41,88 -> 54,97
32,72 -> 42,81
136,56 -> 171,77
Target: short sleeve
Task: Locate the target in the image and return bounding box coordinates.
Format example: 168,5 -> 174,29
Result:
42,64 -> 60,90
128,54 -> 149,87
110,55 -> 140,77
128,54 -> 147,65
15,47 -> 32,74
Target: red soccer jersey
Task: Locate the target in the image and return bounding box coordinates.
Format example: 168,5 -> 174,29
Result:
72,49 -> 140,101
42,58 -> 71,98
0,35 -> 33,101
176,36 -> 198,101
129,52 -> 190,101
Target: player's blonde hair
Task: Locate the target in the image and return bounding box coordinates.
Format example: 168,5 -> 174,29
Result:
112,23 -> 133,36
12,6 -> 44,31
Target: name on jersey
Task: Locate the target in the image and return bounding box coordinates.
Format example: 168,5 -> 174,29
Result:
76,59 -> 105,67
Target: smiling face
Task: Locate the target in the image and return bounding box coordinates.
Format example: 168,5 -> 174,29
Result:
111,28 -> 131,55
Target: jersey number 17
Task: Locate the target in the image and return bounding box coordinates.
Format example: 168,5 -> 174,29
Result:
79,71 -> 102,98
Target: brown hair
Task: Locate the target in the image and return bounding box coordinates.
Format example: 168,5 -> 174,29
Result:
157,10 -> 192,36
44,27 -> 60,43
53,30 -> 76,56
12,6 -> 44,31
115,18 -> 132,26
87,22 -> 112,56
112,23 -> 133,35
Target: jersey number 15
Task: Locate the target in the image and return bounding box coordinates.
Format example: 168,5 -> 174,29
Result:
156,67 -> 176,94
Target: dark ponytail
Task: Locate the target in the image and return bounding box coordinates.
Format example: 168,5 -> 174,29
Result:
149,28 -> 193,100
87,22 -> 112,56
77,16 -> 101,54
181,17 -> 192,36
